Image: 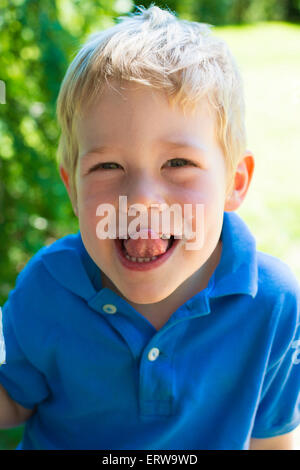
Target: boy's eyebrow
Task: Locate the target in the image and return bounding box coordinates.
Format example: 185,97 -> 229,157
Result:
155,139 -> 208,154
81,139 -> 208,159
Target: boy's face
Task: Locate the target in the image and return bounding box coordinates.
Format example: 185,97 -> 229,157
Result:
70,81 -> 239,305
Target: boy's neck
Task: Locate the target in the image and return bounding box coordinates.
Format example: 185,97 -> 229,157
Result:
101,239 -> 222,331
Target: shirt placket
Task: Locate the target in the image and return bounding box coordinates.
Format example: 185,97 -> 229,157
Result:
138,323 -> 188,419
87,288 -> 194,419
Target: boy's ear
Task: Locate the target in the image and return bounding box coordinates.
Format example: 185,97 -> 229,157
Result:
59,165 -> 78,217
224,151 -> 255,212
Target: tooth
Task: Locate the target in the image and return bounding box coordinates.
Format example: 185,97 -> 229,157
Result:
125,254 -> 155,263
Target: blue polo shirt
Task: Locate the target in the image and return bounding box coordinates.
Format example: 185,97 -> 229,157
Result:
0,211 -> 299,450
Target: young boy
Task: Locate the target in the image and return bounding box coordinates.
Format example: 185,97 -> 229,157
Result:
0,5 -> 299,450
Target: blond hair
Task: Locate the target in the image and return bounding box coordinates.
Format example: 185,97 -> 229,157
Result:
56,4 -> 246,205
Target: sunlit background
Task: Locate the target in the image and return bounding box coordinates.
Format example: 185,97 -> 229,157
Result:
0,0 -> 299,450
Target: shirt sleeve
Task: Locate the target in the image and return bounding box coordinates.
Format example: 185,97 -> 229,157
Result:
0,307 -> 5,365
251,288 -> 300,438
0,299 -> 50,410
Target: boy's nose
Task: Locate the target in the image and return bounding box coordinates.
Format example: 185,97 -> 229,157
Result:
125,173 -> 167,212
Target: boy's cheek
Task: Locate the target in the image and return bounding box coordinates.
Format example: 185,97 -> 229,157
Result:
77,206 -> 99,240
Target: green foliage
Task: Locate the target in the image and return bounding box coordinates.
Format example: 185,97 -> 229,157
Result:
140,0 -> 300,24
0,426 -> 24,450
0,0 -> 121,305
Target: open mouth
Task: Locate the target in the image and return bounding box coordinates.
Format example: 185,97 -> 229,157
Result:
114,235 -> 179,271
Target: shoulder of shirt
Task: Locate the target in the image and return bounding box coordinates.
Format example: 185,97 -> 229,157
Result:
13,232 -> 81,288
255,250 -> 300,321
3,233 -> 81,370
255,251 -> 300,365
256,250 -> 300,304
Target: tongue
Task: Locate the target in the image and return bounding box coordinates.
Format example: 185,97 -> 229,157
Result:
123,229 -> 169,258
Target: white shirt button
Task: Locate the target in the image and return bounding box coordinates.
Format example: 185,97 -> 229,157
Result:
148,347 -> 160,361
102,304 -> 117,314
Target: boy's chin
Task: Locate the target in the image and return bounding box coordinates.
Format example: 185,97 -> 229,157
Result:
118,284 -> 176,306
100,270 -> 174,304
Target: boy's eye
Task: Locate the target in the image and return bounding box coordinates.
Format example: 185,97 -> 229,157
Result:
165,158 -> 195,168
89,162 -> 122,172
88,158 -> 196,173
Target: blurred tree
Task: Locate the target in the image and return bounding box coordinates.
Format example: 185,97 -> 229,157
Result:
286,0 -> 300,21
191,0 -> 235,25
242,0 -> 286,22
0,0 -> 127,305
139,0 -> 300,23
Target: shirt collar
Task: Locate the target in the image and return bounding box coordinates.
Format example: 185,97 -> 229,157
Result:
41,211 -> 258,309
211,211 -> 258,298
